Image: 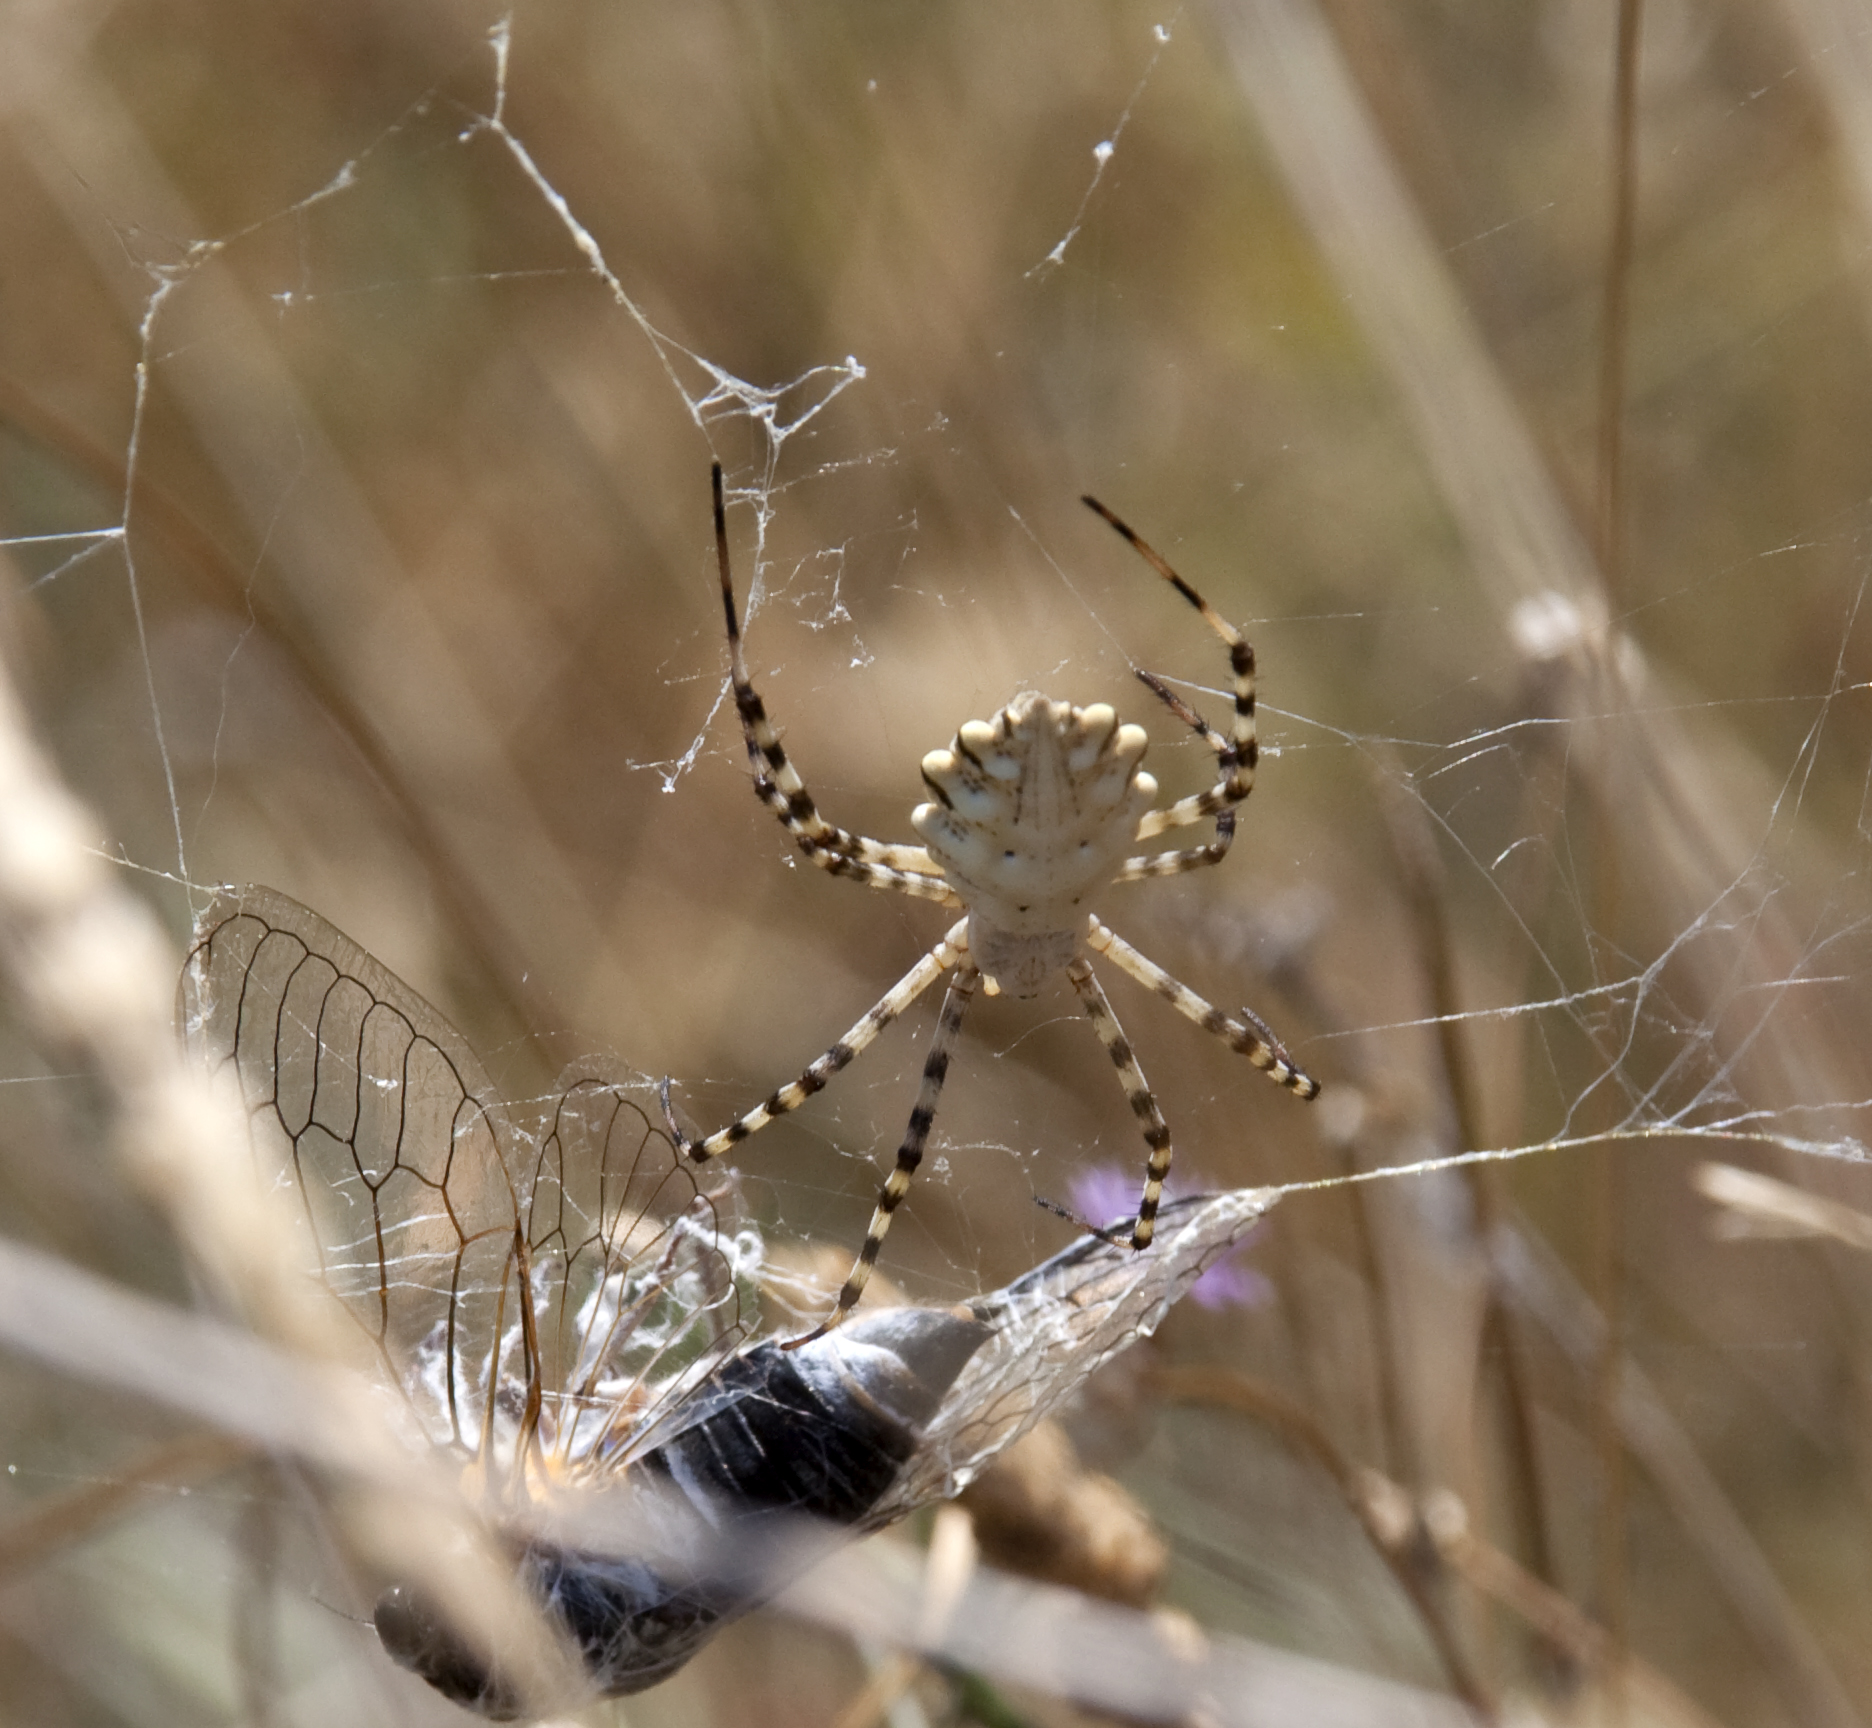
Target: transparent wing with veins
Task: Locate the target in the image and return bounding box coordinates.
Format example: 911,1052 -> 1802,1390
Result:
867,1186 -> 1278,1526
524,1073 -> 756,1481
178,885 -> 756,1507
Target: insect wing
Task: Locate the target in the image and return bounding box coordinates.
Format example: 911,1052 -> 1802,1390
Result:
521,1065 -> 757,1477
179,886 -> 524,1459
869,1187 -> 1279,1523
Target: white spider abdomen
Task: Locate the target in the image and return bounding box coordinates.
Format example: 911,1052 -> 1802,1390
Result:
911,694 -> 1156,994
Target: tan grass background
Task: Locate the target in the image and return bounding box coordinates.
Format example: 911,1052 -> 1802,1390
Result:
4,1 -> 1872,1723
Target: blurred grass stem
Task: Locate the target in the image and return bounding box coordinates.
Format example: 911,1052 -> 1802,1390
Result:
1590,4 -> 1644,1705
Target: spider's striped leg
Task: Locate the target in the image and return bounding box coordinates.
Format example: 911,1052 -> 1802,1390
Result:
662,917 -> 970,1162
1116,814 -> 1236,883
786,838 -> 962,903
1086,916 -> 1320,1099
1135,666 -> 1229,758
707,463 -> 947,898
1067,957 -> 1172,1252
1082,495 -> 1258,846
786,962 -> 981,1348
1115,669 -> 1237,882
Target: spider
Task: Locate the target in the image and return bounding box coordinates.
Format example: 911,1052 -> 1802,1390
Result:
662,464 -> 1318,1344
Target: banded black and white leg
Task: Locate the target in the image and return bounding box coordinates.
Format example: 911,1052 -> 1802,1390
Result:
663,918 -> 972,1162
1125,669 -> 1238,877
1066,958 -> 1176,1251
1087,915 -> 1318,1099
1082,496 -> 1258,882
712,463 -> 956,906
786,962 -> 982,1348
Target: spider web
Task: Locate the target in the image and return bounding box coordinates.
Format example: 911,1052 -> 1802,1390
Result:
5,4 -> 1872,1725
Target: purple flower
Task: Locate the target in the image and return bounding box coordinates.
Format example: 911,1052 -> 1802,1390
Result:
1067,1165 -> 1144,1234
1064,1165 -> 1272,1312
1185,1252 -> 1273,1312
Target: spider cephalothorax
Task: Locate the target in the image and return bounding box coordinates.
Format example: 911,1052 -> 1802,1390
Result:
663,466 -> 1317,1343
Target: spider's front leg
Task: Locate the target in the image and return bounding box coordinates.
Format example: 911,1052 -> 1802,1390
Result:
785,961 -> 982,1348
705,463 -> 953,904
1087,916 -> 1319,1100
1067,957 -> 1174,1252
1068,930 -> 1315,1259
661,918 -> 971,1163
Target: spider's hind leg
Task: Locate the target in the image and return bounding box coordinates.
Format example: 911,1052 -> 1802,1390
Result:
1116,668 -> 1239,882
706,463 -> 951,900
1082,495 -> 1258,848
